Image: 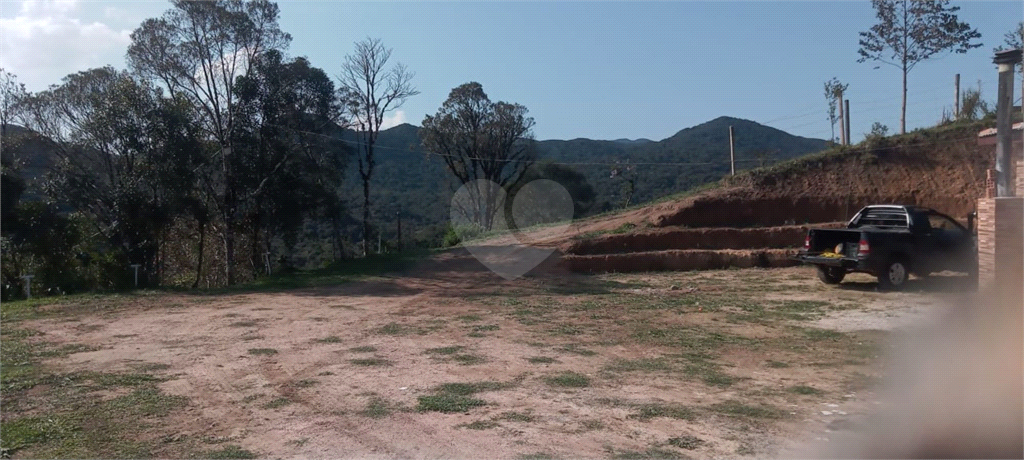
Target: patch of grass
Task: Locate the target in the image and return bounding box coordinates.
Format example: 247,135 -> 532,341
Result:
131,363 -> 171,372
605,358 -> 674,373
788,385 -> 824,395
241,394 -> 263,403
556,344 -> 597,356
452,354 -> 486,365
543,371 -> 591,388
472,324 -> 500,332
457,420 -> 500,430
610,448 -> 683,459
517,452 -> 559,460
416,394 -> 486,413
349,345 -> 377,353
349,358 -> 391,367
610,222 -> 637,234
549,324 -> 584,335
457,314 -> 483,322
580,419 -> 605,431
494,411 -> 536,423
261,398 -> 291,409
37,343 -> 100,357
710,400 -> 786,419
525,356 -> 557,364
765,360 -> 790,368
293,379 -> 318,388
359,396 -> 394,419
286,438 -> 309,447
629,403 -> 696,421
425,346 -> 465,355
247,348 -> 277,356
228,320 -> 259,328
801,328 -> 846,341
315,336 -> 342,343
317,371 -> 334,376
667,435 -> 705,450
374,322 -> 409,335
201,445 -> 258,459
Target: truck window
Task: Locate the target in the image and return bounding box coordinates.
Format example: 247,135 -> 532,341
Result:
856,208 -> 908,228
927,213 -> 964,236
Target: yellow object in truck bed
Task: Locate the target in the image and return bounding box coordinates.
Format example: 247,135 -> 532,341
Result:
819,252 -> 844,258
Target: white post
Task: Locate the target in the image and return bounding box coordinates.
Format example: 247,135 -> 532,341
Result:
263,252 -> 271,275
130,264 -> 142,288
20,274 -> 33,299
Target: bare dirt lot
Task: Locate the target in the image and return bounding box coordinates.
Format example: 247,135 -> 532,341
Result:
1,250 -> 978,459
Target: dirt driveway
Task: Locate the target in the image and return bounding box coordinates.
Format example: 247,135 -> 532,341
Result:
2,249 -> 976,459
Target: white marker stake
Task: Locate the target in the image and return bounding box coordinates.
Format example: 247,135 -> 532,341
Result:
130,264 -> 142,288
263,252 -> 271,275
21,274 -> 34,299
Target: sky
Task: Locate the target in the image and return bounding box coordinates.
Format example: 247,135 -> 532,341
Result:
1,0 -> 1022,143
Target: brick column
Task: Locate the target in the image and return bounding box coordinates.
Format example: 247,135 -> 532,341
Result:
977,197 -> 1024,302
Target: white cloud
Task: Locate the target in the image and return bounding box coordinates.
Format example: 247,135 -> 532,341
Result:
0,0 -> 134,91
380,110 -> 408,130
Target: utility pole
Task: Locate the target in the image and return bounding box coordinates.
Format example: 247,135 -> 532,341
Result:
837,89 -> 845,146
954,73 -> 961,119
844,99 -> 851,146
994,49 -> 1022,197
728,125 -> 735,175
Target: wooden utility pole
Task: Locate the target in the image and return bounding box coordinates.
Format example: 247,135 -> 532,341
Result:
954,73 -> 961,119
728,126 -> 735,175
844,99 -> 851,146
837,89 -> 846,145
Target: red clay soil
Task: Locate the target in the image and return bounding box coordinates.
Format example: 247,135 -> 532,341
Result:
560,248 -> 801,273
562,222 -> 845,256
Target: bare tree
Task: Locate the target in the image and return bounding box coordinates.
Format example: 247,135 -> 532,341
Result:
421,82 -> 535,231
337,37 -> 418,256
127,0 -> 291,284
858,0 -> 982,134
0,69 -> 28,137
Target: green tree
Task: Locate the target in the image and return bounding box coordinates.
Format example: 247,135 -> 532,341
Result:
420,82 -> 535,231
512,161 -> 596,219
127,0 -> 291,285
337,37 -> 418,256
823,77 -> 848,144
21,67 -> 205,286
858,0 -> 982,134
232,49 -> 347,266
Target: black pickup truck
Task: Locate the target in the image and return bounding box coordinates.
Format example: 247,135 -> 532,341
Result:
794,205 -> 977,289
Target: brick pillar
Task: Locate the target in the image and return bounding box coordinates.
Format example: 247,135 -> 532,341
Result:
977,197 -> 1024,302
1017,160 -> 1023,197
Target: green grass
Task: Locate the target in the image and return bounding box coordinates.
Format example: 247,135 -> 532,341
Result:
349,345 -> 377,353
247,348 -> 277,356
315,336 -> 342,343
359,396 -> 395,419
604,358 -> 674,373
765,360 -> 790,368
555,344 -> 597,356
261,398 -> 291,409
628,403 -> 696,421
543,371 -> 591,388
787,385 -> 824,395
425,346 -> 465,355
667,435 -> 704,450
416,394 -> 486,413
456,420 -> 500,430
709,400 -> 786,419
349,358 -> 391,367
517,452 -> 559,460
452,354 -> 487,365
228,320 -> 259,328
494,411 -> 536,422
374,322 -> 409,336
610,447 -> 684,459
457,314 -> 483,322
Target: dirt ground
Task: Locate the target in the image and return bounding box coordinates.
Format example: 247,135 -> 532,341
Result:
2,250 -> 981,459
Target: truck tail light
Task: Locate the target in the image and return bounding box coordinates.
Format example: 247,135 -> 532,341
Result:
857,239 -> 870,257
804,235 -> 810,251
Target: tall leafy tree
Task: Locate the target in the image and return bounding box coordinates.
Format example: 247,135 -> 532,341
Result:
232,49 -> 346,264
857,0 -> 982,134
420,82 -> 535,231
127,0 -> 291,284
823,78 -> 848,144
337,37 -> 418,256
21,67 -> 204,285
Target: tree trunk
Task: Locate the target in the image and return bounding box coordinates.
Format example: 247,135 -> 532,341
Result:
224,216 -> 236,285
192,220 -> 205,289
901,61 -> 908,135
361,178 -> 370,257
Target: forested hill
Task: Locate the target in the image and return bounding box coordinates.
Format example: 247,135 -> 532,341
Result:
343,116 -> 829,241
5,116 -> 828,244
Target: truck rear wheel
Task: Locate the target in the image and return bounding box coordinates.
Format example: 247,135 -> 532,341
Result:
817,266 -> 846,285
877,258 -> 909,290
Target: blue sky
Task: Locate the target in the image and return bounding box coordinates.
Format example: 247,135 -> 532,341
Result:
2,1 -> 1022,143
